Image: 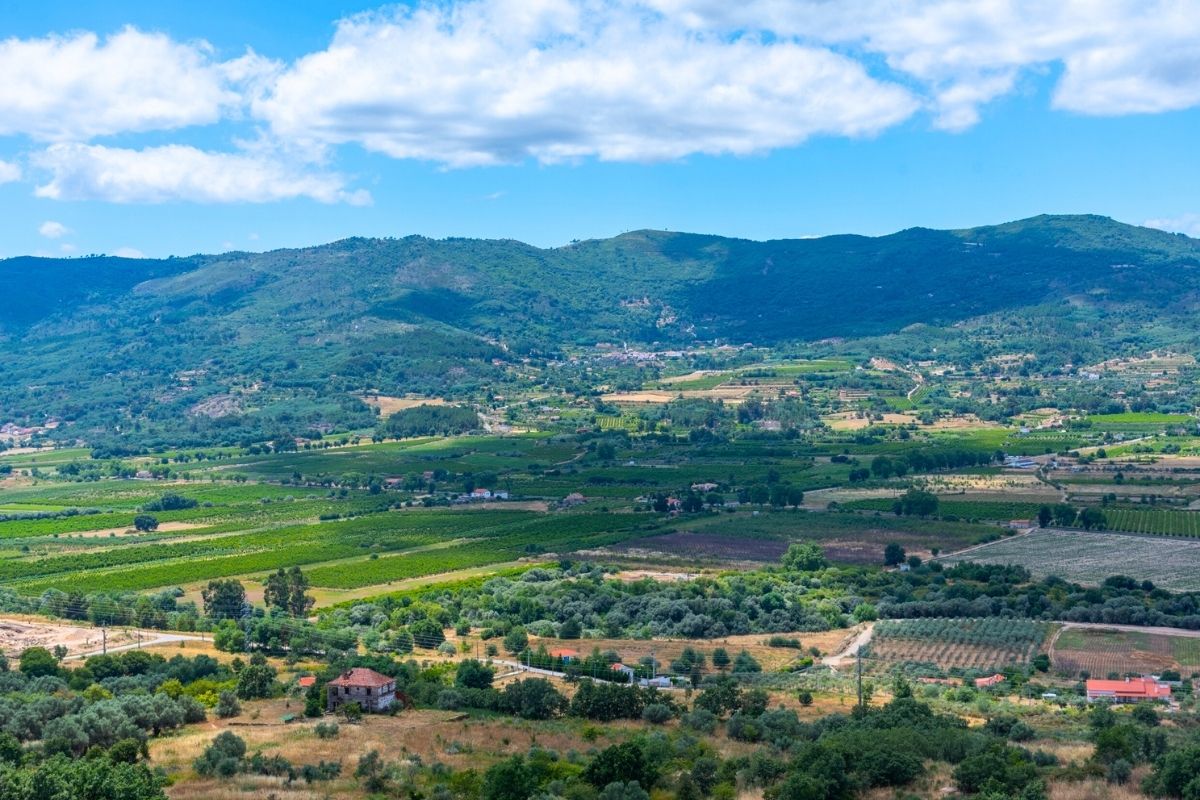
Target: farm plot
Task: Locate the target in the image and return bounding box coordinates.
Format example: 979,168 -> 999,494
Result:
629,510 -> 996,566
1052,627 -> 1200,678
1104,508 -> 1200,537
940,528 -> 1200,591
4,509 -> 546,595
867,618 -> 1048,673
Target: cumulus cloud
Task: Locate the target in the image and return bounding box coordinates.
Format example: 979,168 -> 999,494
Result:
646,0 -> 1200,129
113,246 -> 147,258
5,2 -> 1200,203
255,0 -> 919,166
32,143 -> 370,205
0,27 -> 272,141
38,220 -> 70,239
1144,214 -> 1200,239
0,159 -> 20,184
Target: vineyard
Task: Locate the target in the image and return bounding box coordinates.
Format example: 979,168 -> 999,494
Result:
4,509 -> 659,596
1052,627 -> 1200,678
867,618 -> 1049,673
940,528 -> 1200,591
1104,508 -> 1200,537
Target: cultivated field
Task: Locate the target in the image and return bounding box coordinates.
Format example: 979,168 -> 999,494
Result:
940,528 -> 1200,591
1051,626 -> 1200,678
1104,507 -> 1200,537
867,618 -> 1048,673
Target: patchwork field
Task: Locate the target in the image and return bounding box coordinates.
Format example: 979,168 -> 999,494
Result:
940,528 -> 1200,591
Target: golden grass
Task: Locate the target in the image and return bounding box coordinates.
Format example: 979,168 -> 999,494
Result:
359,394 -> 446,417
1048,775 -> 1149,800
528,628 -> 856,672
156,700 -> 667,798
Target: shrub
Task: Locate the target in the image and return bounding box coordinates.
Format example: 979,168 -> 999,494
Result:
681,708 -> 718,734
642,704 -> 673,724
216,691 -> 240,719
194,731 -> 246,777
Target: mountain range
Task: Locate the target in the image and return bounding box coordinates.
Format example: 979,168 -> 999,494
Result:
1,214 -> 1198,447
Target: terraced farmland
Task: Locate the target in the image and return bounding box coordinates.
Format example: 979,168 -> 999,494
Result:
940,528 -> 1200,591
867,618 -> 1049,673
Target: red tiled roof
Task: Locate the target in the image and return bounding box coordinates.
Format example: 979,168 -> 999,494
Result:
1086,677 -> 1171,698
974,674 -> 1005,687
549,649 -> 579,658
297,676 -> 316,688
327,667 -> 394,688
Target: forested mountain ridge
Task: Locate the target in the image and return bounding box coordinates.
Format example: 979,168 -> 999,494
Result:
1,214 -> 1197,447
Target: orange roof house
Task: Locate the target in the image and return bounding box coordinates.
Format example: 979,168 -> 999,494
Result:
1086,676 -> 1172,703
974,674 -> 1006,688
326,667 -> 397,712
549,648 -> 580,661
297,676 -> 316,688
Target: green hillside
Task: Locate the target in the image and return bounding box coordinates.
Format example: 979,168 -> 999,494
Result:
1,214 -> 1197,447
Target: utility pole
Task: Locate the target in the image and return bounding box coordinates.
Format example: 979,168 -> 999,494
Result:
101,627 -> 107,656
856,646 -> 863,712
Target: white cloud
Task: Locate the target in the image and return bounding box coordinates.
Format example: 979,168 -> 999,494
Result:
59,243 -> 76,254
38,220 -> 70,239
0,27 -> 273,141
1144,214 -> 1200,239
4,1 -> 1200,203
113,246 -> 147,258
646,0 -> 1200,129
0,159 -> 20,184
255,0 -> 919,166
32,143 -> 370,205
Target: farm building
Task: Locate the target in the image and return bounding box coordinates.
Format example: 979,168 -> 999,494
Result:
549,648 -> 580,662
610,663 -> 637,682
974,674 -> 1006,688
1086,676 -> 1172,703
326,668 -> 397,712
297,676 -> 316,689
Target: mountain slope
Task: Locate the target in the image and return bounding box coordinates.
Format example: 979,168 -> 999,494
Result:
0,214 -> 1197,447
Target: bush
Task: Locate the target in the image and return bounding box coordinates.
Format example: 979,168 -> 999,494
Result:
194,731 -> 246,777
132,514 -> 158,532
216,691 -> 240,719
642,704 -> 673,724
681,708 -> 718,734
314,722 -> 340,739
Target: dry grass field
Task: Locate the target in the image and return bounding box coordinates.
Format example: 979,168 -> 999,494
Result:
529,627 -> 858,672
358,394 -> 446,417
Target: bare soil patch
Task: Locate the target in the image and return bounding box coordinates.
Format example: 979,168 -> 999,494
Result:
68,521 -> 207,539
0,616 -> 136,657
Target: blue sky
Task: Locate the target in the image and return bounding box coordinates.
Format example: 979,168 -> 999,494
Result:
1,0 -> 1199,259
